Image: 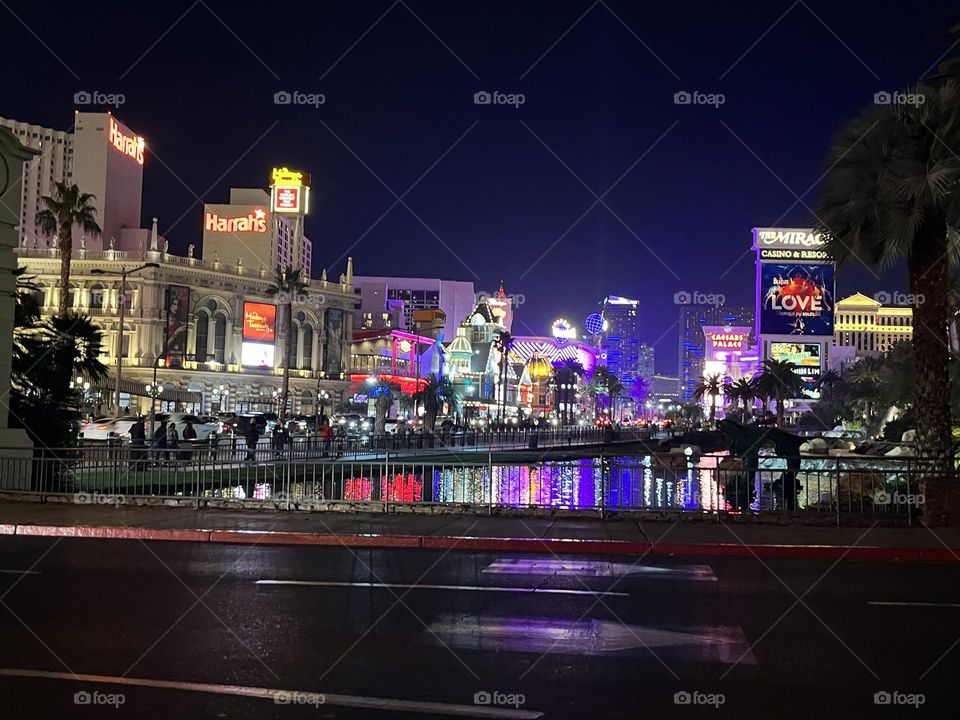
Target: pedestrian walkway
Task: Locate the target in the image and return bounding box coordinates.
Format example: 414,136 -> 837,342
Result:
1,501 -> 958,561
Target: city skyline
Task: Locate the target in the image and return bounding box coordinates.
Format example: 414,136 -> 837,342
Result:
2,1 -> 952,371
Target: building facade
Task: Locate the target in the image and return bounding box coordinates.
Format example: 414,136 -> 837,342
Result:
353,276 -> 476,339
678,304 -> 755,400
15,246 -> 356,416
833,293 -> 913,354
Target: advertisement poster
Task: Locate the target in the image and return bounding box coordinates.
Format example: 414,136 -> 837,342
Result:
242,302 -> 276,342
164,286 -> 190,368
770,342 -> 822,397
760,263 -> 834,336
324,308 -> 344,376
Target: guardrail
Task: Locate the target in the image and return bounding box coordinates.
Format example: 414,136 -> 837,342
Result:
0,446 -> 942,525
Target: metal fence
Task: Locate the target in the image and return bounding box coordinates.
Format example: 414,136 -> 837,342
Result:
0,444 -> 940,524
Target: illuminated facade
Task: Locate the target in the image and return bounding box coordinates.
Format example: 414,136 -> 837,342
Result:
15,245 -> 355,415
678,304 -> 754,400
353,276 -> 476,339
833,292 -> 913,354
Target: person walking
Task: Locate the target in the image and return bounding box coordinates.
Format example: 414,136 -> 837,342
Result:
245,423 -> 261,462
167,422 -> 179,463
152,421 -> 168,465
181,420 -> 197,462
129,418 -> 146,470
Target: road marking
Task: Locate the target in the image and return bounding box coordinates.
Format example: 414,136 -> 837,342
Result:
255,580 -> 628,597
0,668 -> 543,719
868,601 -> 960,608
0,569 -> 39,575
483,558 -> 716,581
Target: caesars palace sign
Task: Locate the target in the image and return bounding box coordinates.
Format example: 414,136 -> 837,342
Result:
204,207 -> 268,234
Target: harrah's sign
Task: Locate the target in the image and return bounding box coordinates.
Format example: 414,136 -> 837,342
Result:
754,228 -> 825,250
108,116 -> 144,165
205,208 -> 268,234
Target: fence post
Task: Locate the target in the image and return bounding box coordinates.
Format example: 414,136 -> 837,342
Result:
488,450 -> 494,516
600,447 -> 605,519
835,456 -> 841,528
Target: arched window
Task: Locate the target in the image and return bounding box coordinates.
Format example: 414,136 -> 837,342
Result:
302,325 -> 313,369
89,284 -> 106,311
195,312 -> 209,362
214,314 -> 226,363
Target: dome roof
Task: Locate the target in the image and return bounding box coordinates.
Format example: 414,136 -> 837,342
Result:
526,354 -> 553,380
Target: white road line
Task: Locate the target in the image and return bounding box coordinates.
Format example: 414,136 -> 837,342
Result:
868,601 -> 960,608
0,668 -> 543,719
255,580 -> 629,597
0,569 -> 39,575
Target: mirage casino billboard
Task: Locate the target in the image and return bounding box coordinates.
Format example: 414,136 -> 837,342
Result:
759,263 -> 835,336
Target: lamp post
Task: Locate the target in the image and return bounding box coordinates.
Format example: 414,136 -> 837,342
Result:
317,388 -> 330,418
92,263 -> 159,417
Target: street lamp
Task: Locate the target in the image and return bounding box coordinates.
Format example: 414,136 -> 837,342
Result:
317,388 -> 330,417
91,262 -> 159,417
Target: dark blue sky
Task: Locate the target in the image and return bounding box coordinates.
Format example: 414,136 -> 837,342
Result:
2,0 -> 955,372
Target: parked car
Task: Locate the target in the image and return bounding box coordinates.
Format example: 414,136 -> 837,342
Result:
229,413 -> 269,439
148,412 -> 220,442
79,416 -> 140,440
334,414 -> 371,436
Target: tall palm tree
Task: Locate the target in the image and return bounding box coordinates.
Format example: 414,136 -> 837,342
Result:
266,265 -> 308,424
753,359 -> 807,427
36,182 -> 102,317
693,372 -> 725,424
814,369 -> 843,399
413,375 -> 459,432
493,330 -> 513,421
816,80 -> 960,470
370,380 -> 402,435
723,377 -> 756,416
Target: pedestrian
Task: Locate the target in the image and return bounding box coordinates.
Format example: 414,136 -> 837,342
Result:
181,420 -> 197,462
167,422 -> 179,462
245,423 -> 260,462
129,418 -> 146,470
153,421 -> 168,465
320,420 -> 333,457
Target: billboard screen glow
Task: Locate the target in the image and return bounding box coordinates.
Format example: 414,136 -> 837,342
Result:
243,302 -> 276,342
760,263 -> 835,336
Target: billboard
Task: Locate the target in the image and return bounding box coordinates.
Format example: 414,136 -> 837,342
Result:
164,286 -> 190,368
270,167 -> 311,214
324,308 -> 344,376
760,263 -> 835,336
204,207 -> 268,234
770,342 -> 822,397
241,342 -> 275,368
242,302 -> 276,342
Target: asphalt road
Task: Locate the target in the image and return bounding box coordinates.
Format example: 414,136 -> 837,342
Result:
0,538 -> 957,718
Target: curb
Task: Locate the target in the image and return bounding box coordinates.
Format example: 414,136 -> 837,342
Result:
4,523 -> 959,562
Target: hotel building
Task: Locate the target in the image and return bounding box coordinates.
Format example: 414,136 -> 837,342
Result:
833,292 -> 913,354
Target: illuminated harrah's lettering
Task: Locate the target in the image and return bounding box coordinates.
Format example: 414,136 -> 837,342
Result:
204,208 -> 268,234
108,117 -> 144,165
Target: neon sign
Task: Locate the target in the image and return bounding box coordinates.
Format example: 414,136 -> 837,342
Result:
709,333 -> 748,350
204,208 -> 268,234
108,116 -> 144,165
270,166 -> 310,214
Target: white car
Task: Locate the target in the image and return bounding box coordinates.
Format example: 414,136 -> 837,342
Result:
79,416 -> 140,440
148,413 -> 220,442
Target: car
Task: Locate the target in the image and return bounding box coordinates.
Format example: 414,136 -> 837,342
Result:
334,414 -> 371,435
148,412 -> 220,442
79,416 -> 140,440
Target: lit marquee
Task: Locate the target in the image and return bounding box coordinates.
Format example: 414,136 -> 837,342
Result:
108,116 -> 145,165
270,166 -> 311,214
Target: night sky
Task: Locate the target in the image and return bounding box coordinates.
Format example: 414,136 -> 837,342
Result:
2,1 -> 955,372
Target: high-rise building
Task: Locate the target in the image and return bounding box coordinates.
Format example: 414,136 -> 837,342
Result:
678,304 -> 755,400
0,116 -> 73,247
352,276 -> 476,339
203,188 -> 313,277
599,295 -> 648,386
833,293 -> 913,354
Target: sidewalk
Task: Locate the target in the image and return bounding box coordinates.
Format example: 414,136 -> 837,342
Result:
1,501 -> 959,562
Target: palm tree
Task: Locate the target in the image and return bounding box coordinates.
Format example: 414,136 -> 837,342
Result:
723,377 -> 756,416
370,380 -> 402,435
36,182 -> 102,317
816,80 -> 960,469
413,375 -> 459,432
493,330 -> 513,421
814,369 -> 843,399
266,265 -> 308,424
753,359 -> 807,427
692,373 -> 724,424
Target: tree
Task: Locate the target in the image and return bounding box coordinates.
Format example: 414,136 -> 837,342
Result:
723,377 -> 756,416
370,380 -> 403,435
413,375 -> 459,432
693,373 -> 725,424
36,182 -> 102,316
266,265 -> 308,424
10,269 -> 108,450
493,330 -> 513,421
753,359 -> 807,427
816,80 -> 960,477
